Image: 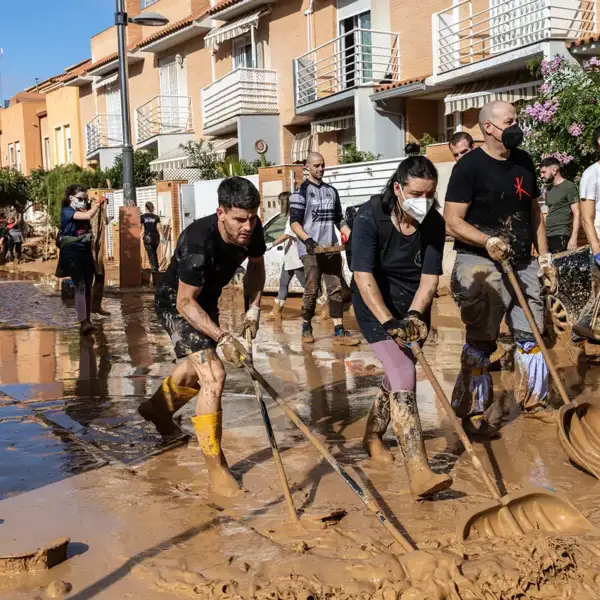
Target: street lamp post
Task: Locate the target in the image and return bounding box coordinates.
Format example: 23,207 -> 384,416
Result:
114,0 -> 168,287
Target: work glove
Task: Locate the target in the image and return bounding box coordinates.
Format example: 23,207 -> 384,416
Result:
538,252 -> 557,294
594,251 -> 600,267
242,305 -> 261,339
485,236 -> 512,262
217,334 -> 248,368
304,238 -> 319,255
383,311 -> 428,345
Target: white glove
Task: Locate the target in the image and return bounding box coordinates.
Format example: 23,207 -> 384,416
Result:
242,305 -> 261,339
538,252 -> 557,294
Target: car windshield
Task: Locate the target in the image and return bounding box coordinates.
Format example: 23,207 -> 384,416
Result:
264,213 -> 288,243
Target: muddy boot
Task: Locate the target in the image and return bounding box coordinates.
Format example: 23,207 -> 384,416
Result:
332,326 -> 361,346
192,412 -> 241,497
302,322 -> 315,344
139,376 -> 198,440
79,320 -> 97,336
390,391 -> 453,498
363,387 -> 394,464
263,299 -> 284,322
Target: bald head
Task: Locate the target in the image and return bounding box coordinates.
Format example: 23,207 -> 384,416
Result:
478,100 -> 519,152
306,151 -> 325,183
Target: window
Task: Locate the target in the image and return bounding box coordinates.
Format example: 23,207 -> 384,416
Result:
55,127 -> 65,165
15,142 -> 21,173
263,214 -> 288,243
8,143 -> 15,169
43,137 -> 51,169
445,113 -> 457,142
233,36 -> 254,69
65,125 -> 72,163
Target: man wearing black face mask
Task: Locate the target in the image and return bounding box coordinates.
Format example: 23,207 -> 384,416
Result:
444,100 -> 557,434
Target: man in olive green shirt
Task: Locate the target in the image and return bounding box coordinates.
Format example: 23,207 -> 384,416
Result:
540,157 -> 580,253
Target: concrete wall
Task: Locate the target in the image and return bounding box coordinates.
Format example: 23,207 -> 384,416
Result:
354,87 -> 403,158
237,114 -> 281,163
46,86 -> 84,166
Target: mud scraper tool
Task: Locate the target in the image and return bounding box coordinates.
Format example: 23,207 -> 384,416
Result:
502,260 -> 600,482
407,340 -> 595,542
239,336 -> 415,552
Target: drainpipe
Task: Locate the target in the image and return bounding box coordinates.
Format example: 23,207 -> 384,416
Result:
305,0 -> 315,52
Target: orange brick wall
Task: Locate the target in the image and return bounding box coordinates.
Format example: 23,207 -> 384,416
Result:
317,131 -> 341,166
405,99 -> 439,143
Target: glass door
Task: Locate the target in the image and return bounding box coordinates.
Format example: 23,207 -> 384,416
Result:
339,10 -> 371,90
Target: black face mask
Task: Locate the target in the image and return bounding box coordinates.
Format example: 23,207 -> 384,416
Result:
500,124 -> 524,150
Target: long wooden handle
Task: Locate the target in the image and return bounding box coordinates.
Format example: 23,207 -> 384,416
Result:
409,344 -> 502,502
501,261 -> 571,406
245,331 -> 298,523
241,358 -> 415,552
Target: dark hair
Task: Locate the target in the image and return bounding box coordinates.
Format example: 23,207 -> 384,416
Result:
278,191 -> 291,216
381,156 -> 438,215
593,126 -> 600,150
63,184 -> 86,207
404,142 -> 421,156
218,176 -> 261,210
448,131 -> 474,147
539,157 -> 561,169
145,202 -> 154,212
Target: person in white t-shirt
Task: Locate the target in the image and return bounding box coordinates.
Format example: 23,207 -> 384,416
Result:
265,192 -> 307,320
580,126 -> 600,265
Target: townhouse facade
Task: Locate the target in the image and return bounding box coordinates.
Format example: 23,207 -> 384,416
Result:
1,0 -> 599,175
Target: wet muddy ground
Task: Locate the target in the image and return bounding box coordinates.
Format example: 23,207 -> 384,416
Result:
1,266 -> 600,599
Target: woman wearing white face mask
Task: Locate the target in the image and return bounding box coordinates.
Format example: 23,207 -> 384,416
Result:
57,184 -> 106,335
351,156 -> 452,498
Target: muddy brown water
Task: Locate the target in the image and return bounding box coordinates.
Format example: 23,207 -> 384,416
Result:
1,271 -> 600,598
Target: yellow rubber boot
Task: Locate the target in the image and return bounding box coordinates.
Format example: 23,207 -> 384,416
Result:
139,376 -> 198,439
191,412 -> 241,497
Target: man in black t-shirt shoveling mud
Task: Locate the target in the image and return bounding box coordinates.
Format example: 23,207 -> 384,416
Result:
444,100 -> 557,434
139,177 -> 266,497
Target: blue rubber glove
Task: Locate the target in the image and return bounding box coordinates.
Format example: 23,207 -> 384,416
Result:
595,252 -> 600,266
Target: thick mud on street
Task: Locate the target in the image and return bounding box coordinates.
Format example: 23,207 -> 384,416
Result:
1,271 -> 600,599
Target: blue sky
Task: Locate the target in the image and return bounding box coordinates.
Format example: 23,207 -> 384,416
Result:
0,0 -> 113,103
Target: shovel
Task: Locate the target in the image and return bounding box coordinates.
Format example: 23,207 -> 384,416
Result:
233,339 -> 415,552
408,342 -> 595,541
502,261 -> 600,480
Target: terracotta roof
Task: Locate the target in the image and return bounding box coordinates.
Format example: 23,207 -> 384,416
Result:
87,52 -> 119,72
374,75 -> 429,93
134,9 -> 207,50
568,34 -> 600,48
58,59 -> 93,82
208,0 -> 245,16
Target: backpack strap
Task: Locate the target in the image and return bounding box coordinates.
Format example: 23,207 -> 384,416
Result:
369,194 -> 394,255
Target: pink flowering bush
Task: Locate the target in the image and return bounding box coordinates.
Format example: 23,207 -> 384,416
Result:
521,55 -> 600,180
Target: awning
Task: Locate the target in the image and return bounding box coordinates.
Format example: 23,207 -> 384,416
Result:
444,74 -> 541,115
92,71 -> 119,91
291,132 -> 315,163
204,9 -> 266,49
149,147 -> 193,170
208,137 -> 238,158
311,114 -> 355,134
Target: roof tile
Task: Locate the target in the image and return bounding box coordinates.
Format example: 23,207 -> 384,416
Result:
568,34 -> 600,48
374,75 -> 429,93
208,0 -> 245,16
134,9 -> 207,50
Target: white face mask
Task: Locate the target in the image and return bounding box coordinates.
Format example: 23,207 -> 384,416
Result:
71,197 -> 86,210
398,187 -> 434,223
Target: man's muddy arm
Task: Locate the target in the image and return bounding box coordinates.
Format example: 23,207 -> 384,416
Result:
531,197 -> 549,255
409,274 -> 438,315
353,271 -> 394,324
444,202 -> 489,248
176,281 -> 224,341
244,256 -> 265,308
569,202 -> 581,250
581,199 -> 600,255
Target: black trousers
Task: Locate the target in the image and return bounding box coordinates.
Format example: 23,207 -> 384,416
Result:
144,233 -> 160,271
547,235 -> 570,254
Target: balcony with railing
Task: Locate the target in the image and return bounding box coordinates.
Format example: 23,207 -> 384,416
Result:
294,29 -> 400,111
201,68 -> 278,134
86,114 -> 123,156
136,95 -> 193,145
433,0 -> 597,79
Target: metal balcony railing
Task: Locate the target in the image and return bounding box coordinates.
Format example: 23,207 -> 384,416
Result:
433,0 -> 597,76
86,114 -> 123,155
294,28 -> 400,109
202,68 -> 278,132
136,95 -> 193,144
